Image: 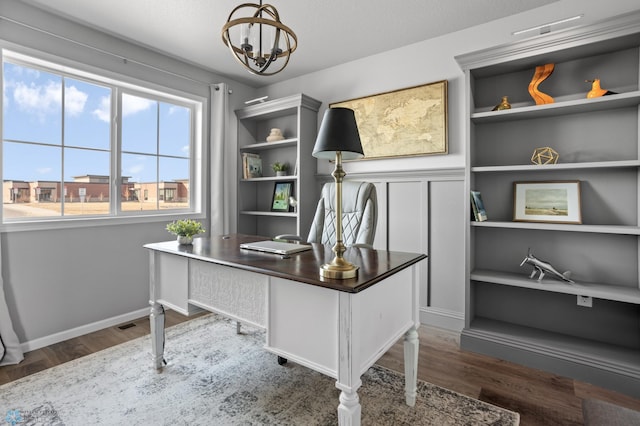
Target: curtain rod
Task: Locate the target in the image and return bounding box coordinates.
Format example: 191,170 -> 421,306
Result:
0,14 -> 217,87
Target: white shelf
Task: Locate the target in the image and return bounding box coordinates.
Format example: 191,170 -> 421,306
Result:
240,175 -> 298,182
471,269 -> 640,304
236,93 -> 319,120
471,221 -> 640,235
465,318 -> 640,375
471,91 -> 640,123
239,138 -> 298,151
472,160 -> 640,173
240,211 -> 296,217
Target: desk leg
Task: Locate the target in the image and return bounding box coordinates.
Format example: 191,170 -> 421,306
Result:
336,291 -> 362,426
403,325 -> 419,406
336,383 -> 361,426
149,301 -> 166,370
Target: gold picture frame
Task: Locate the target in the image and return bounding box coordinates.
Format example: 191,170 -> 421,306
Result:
513,180 -> 582,224
330,80 -> 448,159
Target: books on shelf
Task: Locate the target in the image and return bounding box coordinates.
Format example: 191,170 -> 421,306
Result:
470,191 -> 488,222
242,153 -> 262,179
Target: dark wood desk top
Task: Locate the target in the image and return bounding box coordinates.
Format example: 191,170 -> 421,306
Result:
145,234 -> 427,293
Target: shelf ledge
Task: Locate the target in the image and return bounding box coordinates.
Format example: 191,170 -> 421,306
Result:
463,318 -> 640,376
472,160 -> 640,173
471,269 -> 640,304
471,91 -> 640,123
239,138 -> 298,151
470,221 -> 640,235
240,175 -> 298,182
240,211 -> 296,217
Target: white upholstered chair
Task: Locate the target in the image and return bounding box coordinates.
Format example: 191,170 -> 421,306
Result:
280,180 -> 378,248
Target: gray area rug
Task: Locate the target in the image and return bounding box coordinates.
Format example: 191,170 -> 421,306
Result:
0,314 -> 519,425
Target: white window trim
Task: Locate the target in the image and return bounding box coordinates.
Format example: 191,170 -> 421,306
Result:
1,47 -> 208,232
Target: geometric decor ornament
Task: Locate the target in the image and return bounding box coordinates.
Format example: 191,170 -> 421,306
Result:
531,146 -> 559,165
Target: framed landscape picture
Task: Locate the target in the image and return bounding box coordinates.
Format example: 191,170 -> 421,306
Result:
330,80 -> 448,159
271,181 -> 294,212
513,181 -> 582,224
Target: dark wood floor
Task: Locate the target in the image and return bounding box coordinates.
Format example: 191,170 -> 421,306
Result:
2,311 -> 639,425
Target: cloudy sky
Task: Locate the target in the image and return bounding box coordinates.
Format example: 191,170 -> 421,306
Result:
3,61 -> 190,184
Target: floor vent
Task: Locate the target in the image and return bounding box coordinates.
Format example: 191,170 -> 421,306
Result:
118,323 -> 136,330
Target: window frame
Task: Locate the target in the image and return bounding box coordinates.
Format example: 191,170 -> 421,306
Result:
1,48 -> 207,232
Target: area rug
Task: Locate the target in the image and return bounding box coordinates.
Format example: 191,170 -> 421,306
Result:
0,314 -> 519,425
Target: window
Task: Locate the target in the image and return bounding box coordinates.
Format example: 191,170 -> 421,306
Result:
2,50 -> 203,225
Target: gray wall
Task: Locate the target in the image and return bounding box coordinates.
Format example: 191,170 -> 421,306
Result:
2,0 -> 639,347
349,172 -> 466,330
0,0 -> 254,347
258,0 -> 640,330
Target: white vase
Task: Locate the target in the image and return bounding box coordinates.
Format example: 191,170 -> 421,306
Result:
177,235 -> 193,245
276,171 -> 287,177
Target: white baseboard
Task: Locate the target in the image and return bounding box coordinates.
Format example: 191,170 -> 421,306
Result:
420,307 -> 464,332
20,305 -> 456,353
21,308 -> 150,353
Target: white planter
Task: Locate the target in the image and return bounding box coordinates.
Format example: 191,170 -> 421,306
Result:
177,235 -> 193,245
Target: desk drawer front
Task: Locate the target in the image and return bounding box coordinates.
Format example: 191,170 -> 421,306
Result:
189,260 -> 267,327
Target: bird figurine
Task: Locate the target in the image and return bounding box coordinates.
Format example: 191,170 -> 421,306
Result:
586,79 -> 617,98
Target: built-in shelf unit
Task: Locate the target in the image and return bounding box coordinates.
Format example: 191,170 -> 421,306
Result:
236,94 -> 322,238
456,12 -> 640,397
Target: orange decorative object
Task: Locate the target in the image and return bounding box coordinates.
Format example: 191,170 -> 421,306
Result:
586,79 -> 617,98
528,63 -> 555,105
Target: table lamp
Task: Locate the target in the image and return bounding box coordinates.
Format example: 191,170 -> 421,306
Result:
312,107 -> 364,279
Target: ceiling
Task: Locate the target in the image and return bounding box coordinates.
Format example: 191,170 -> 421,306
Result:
20,0 -> 558,87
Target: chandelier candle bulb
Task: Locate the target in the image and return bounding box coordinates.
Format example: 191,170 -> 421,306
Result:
240,25 -> 248,46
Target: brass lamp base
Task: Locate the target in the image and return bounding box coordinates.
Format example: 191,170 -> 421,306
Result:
319,256 -> 359,279
316,149 -> 362,280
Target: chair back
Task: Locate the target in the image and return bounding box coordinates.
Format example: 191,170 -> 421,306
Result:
307,181 -> 377,247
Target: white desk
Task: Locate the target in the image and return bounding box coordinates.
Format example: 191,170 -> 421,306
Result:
145,234 -> 426,426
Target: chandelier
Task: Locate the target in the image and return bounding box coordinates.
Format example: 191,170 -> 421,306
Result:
221,2 -> 297,76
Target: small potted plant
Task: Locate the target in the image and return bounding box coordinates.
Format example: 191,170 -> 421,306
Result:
272,162 -> 287,177
166,219 -> 205,245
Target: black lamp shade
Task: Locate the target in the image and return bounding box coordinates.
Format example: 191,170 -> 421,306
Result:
312,108 -> 364,160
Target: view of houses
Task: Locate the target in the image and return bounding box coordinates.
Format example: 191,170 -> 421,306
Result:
3,174 -> 189,217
